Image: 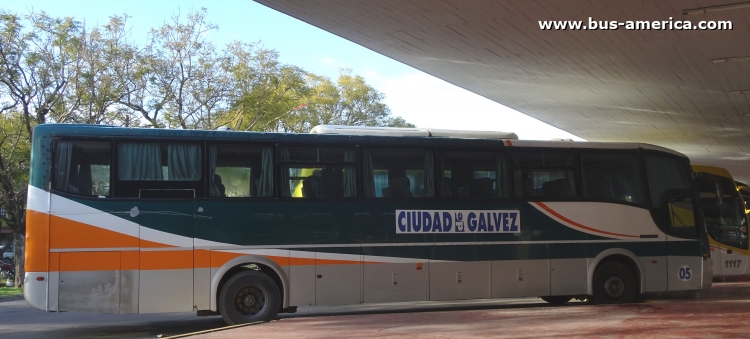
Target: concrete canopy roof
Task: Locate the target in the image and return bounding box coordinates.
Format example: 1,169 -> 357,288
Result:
256,0 -> 750,182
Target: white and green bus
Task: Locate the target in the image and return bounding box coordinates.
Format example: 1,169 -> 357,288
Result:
25,124 -> 711,325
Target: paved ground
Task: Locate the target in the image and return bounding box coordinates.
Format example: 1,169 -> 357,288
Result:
2,282 -> 750,339
0,300 -> 225,339
196,282 -> 750,339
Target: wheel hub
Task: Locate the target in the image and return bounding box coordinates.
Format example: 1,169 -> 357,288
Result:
234,285 -> 267,316
603,275 -> 625,300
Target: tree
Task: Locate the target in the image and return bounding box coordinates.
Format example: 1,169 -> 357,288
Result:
65,15 -> 139,126
0,11 -> 83,134
147,8 -> 227,129
276,69 -> 414,133
219,41 -> 309,131
0,8 -> 416,286
0,113 -> 31,287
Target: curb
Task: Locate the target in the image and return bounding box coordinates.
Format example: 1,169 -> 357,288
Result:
162,321 -> 263,338
0,294 -> 24,303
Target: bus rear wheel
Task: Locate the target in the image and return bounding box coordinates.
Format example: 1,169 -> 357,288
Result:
219,270 -> 281,325
540,296 -> 572,305
592,261 -> 636,304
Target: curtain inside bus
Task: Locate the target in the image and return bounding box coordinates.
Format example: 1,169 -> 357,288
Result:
257,147 -> 274,197
168,144 -> 201,181
207,146 -> 221,197
343,150 -> 357,198
423,151 -> 435,197
54,141 -> 73,191
118,143 -> 201,181
117,143 -> 163,180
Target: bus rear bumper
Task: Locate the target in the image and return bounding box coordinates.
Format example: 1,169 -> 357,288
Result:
24,272 -> 48,311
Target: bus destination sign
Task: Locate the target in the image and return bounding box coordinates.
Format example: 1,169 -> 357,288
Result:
396,210 -> 520,234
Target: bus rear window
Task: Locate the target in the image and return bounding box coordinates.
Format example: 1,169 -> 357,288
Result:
53,140 -> 111,197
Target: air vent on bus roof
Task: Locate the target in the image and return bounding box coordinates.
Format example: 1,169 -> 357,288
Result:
309,125 -> 518,140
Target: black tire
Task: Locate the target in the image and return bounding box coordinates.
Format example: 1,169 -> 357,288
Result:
540,296 -> 572,305
219,270 -> 281,325
592,261 -> 637,304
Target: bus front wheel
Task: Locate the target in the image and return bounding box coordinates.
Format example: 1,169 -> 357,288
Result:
592,261 -> 636,304
219,270 -> 281,325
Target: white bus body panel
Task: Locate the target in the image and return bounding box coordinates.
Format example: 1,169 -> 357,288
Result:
550,258 -> 587,296
362,258 -> 428,304
24,272 -> 48,311
315,253 -> 362,305
429,261 -> 491,301
491,259 -> 549,298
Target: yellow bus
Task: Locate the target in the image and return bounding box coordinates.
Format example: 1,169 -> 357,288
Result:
692,165 -> 749,277
736,181 -> 750,215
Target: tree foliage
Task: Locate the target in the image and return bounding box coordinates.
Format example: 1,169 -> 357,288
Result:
275,70 -> 413,133
0,8 -> 414,285
0,8 -> 412,131
0,113 -> 31,286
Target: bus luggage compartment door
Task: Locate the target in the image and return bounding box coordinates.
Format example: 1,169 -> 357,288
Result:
137,189 -> 195,313
315,251 -> 362,305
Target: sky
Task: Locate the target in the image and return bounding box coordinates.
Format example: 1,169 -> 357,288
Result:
2,0 -> 584,141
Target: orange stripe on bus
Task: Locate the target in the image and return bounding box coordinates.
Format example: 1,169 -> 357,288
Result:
140,250 -> 193,270
60,251 -> 120,271
209,252 -> 365,268
50,214 -> 139,249
51,250 -> 383,272
211,251 -> 243,268
195,249 -> 211,268
121,251 -> 139,270
288,257 -> 316,266
49,252 -> 60,272
25,210 -> 50,272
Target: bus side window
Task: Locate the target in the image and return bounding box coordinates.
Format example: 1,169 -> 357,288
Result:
115,142 -> 203,198
580,153 -> 644,204
279,146 -> 357,198
363,148 -> 435,198
53,140 -> 111,197
511,152 -> 576,200
440,151 -> 507,198
208,144 -> 273,198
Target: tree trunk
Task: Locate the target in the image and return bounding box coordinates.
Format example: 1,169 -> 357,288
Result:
13,231 -> 24,288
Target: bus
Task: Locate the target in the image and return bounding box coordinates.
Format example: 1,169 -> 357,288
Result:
25,124 -> 711,325
737,181 -> 750,214
692,165 -> 749,277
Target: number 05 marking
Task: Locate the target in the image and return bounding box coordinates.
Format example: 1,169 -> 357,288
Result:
678,265 -> 692,281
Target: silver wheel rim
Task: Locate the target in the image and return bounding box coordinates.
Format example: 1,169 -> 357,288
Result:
233,284 -> 268,317
602,275 -> 626,300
